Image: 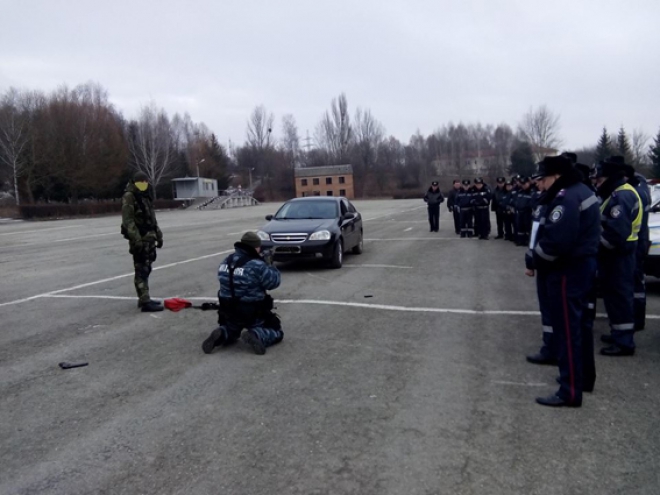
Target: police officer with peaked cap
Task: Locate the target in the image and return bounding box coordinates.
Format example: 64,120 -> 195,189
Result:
527,155 -> 601,407
492,177 -> 507,239
472,177 -> 491,239
595,156 -> 643,356
457,179 -> 475,238
447,179 -> 462,235
424,180 -> 444,232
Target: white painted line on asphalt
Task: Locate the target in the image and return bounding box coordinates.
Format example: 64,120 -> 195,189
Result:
366,238 -> 462,241
22,294 -> 660,320
343,264 -> 413,269
363,206 -> 425,221
0,249 -> 233,308
492,380 -> 549,387
0,224 -> 83,236
404,227 -> 413,232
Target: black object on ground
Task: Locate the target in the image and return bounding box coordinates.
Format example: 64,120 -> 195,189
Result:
59,362 -> 89,370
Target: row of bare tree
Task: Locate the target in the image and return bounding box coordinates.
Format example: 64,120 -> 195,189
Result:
0,83 -> 230,205
2,83 -> 658,205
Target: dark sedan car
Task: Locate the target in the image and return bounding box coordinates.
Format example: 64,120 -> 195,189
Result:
257,196 -> 363,268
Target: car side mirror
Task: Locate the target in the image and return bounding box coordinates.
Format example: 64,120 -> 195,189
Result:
265,214 -> 273,221
342,212 -> 355,221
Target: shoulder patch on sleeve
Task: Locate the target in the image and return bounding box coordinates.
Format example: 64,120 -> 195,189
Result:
550,205 -> 565,223
557,189 -> 566,197
611,205 -> 622,218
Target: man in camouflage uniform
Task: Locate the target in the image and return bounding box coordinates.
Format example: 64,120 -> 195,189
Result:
202,231 -> 283,355
121,171 -> 164,312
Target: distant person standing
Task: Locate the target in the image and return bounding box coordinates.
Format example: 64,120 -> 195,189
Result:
457,179 -> 474,238
472,177 -> 491,240
492,177 -> 507,239
121,171 -> 164,312
447,180 -> 462,235
424,181 -> 445,232
502,180 -> 516,241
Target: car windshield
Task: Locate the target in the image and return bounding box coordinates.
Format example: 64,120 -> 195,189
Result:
274,200 -> 338,219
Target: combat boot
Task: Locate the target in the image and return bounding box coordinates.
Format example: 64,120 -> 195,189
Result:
140,300 -> 164,312
242,329 -> 266,355
202,327 -> 227,354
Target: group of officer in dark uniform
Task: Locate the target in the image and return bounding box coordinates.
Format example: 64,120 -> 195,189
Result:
431,151 -> 651,408
445,174 -> 543,244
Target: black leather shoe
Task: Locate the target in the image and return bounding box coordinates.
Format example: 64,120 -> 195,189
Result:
600,334 -> 614,344
495,235 -> 503,239
555,377 -> 593,393
526,353 -> 558,365
600,345 -> 635,356
536,394 -> 581,408
140,300 -> 164,312
202,327 -> 226,354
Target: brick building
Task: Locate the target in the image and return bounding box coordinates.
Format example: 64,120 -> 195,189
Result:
294,165 -> 354,199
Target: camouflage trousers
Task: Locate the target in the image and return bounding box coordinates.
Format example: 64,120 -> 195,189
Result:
220,310 -> 283,347
130,242 -> 157,304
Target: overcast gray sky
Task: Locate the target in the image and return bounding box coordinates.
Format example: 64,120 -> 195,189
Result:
1,0 -> 658,150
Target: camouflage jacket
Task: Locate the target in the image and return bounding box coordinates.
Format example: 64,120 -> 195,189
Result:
218,244 -> 281,302
121,182 -> 163,245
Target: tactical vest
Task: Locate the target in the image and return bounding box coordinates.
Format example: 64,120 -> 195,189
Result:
600,183 -> 642,242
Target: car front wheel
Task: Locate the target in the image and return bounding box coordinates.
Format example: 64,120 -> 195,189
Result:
329,238 -> 343,269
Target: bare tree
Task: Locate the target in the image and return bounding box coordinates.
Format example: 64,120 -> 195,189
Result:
0,88 -> 32,205
518,105 -> 563,161
352,107 -> 385,195
280,114 -> 300,169
632,129 -> 650,167
315,93 -> 352,163
128,102 -> 178,191
246,105 -> 274,150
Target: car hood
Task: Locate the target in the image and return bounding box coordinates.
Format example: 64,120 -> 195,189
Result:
261,218 -> 338,234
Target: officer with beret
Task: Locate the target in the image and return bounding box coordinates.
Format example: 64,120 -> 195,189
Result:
424,180 -> 445,232
457,179 -> 474,238
446,179 -> 462,235
121,171 -> 164,312
492,177 -> 507,239
595,156 -> 643,356
472,177 -> 491,240
202,232 -> 284,355
527,155 -> 600,407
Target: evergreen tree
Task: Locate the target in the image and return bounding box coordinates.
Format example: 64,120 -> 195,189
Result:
649,128 -> 660,178
616,126 -> 633,164
595,127 -> 613,163
509,142 -> 536,177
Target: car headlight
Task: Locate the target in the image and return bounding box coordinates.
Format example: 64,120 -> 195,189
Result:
256,230 -> 270,241
309,230 -> 331,241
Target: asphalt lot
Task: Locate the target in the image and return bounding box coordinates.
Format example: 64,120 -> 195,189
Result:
1,199 -> 659,495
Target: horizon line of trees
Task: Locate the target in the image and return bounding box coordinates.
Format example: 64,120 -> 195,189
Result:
2,82 -> 660,205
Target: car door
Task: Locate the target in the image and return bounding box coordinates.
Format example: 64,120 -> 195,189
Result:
348,201 -> 362,243
340,199 -> 357,249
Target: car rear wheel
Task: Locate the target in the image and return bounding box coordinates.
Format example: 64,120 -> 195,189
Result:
352,231 -> 363,254
329,239 -> 343,269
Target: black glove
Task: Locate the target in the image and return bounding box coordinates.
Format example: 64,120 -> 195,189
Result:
261,248 -> 274,265
157,239 -> 163,249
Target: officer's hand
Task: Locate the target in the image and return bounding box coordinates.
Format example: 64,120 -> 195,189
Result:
261,249 -> 274,265
525,268 -> 535,277
157,239 -> 163,249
